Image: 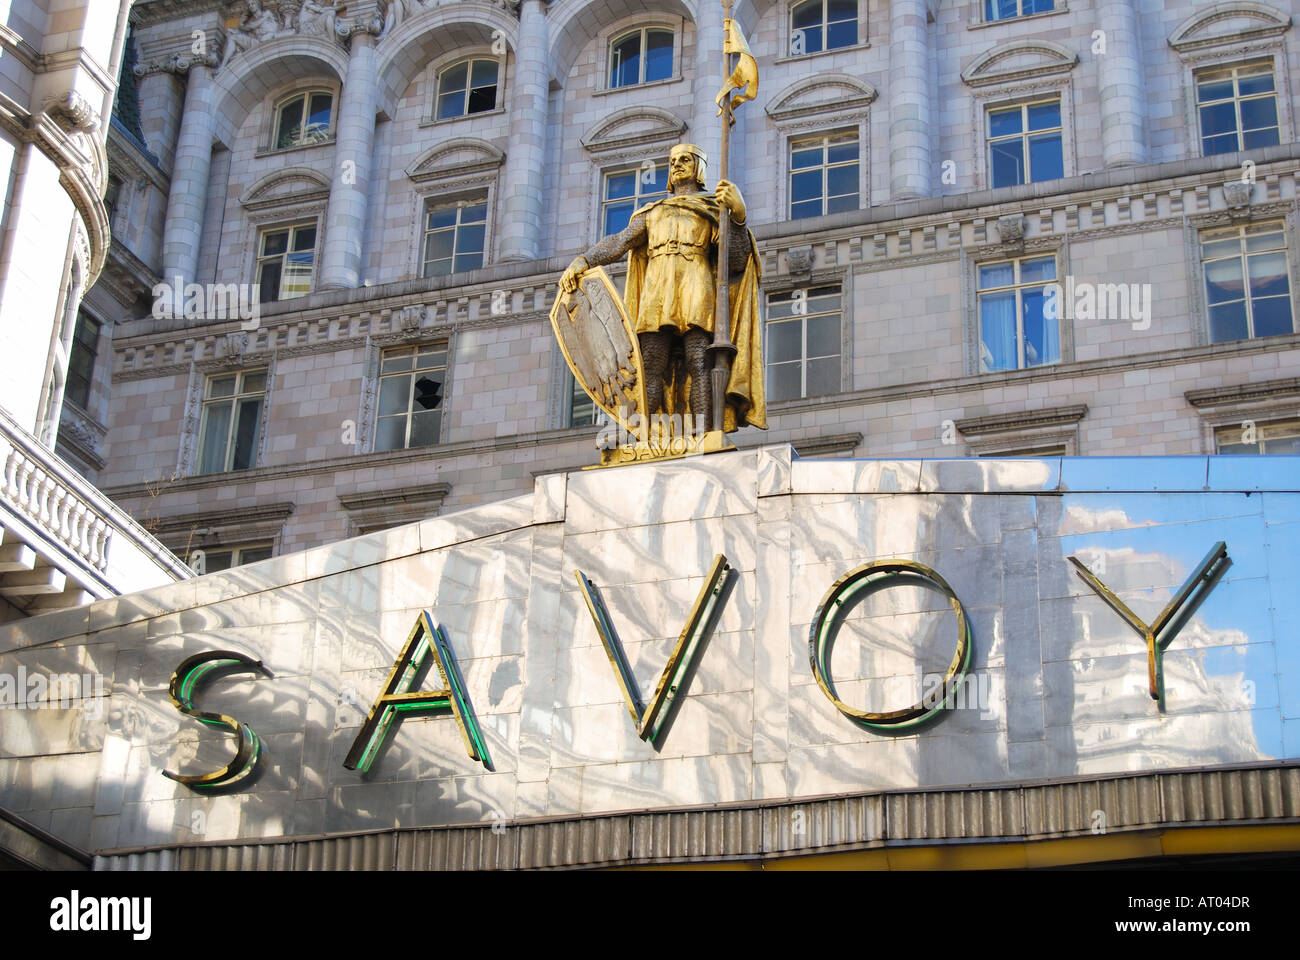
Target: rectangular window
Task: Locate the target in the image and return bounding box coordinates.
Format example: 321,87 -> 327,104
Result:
374,344 -> 447,452
65,313 -> 100,409
257,223 -> 316,301
765,285 -> 842,402
789,132 -> 859,220
601,162 -> 669,236
196,543 -> 275,574
977,444 -> 1068,457
568,370 -> 597,427
1216,420 -> 1300,455
197,369 -> 266,474
423,197 -> 487,277
987,99 -> 1063,188
977,255 -> 1059,372
1196,62 -> 1280,156
1201,224 -> 1293,343
984,0 -> 1054,22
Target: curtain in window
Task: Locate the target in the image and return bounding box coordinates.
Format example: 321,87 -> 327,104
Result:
979,291 -> 1017,372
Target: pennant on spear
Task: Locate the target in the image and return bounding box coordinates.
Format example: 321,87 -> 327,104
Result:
708,1 -> 758,434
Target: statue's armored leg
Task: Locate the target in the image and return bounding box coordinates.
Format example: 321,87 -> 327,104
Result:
639,331 -> 670,416
685,329 -> 711,427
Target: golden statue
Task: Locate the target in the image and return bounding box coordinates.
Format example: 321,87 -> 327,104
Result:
552,6 -> 763,463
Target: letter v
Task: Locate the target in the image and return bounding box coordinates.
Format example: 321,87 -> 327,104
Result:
575,554 -> 731,743
1068,541 -> 1229,703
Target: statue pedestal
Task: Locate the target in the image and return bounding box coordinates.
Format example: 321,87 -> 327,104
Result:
593,428 -> 734,468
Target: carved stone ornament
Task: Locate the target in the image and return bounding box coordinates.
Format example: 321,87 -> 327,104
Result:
786,246 -> 812,277
996,213 -> 1027,245
46,91 -> 100,132
1223,179 -> 1254,219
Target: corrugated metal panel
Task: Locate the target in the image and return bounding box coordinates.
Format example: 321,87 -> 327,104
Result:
90,764 -> 1300,870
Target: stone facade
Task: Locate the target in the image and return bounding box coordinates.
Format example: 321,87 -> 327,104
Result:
80,0 -> 1300,563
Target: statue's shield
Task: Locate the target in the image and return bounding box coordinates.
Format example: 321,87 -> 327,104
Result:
550,268 -> 648,425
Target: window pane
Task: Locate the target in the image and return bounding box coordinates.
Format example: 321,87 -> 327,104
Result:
1199,102 -> 1237,136
379,375 -> 410,416
1020,256 -> 1056,284
1024,0 -> 1054,12
471,60 -> 498,87
805,356 -> 839,397
425,229 -> 454,263
1240,96 -> 1278,133
826,164 -> 858,199
611,34 -> 641,88
1208,301 -> 1248,343
989,139 -> 1024,188
645,30 -> 673,82
231,397 -> 261,470
979,291 -> 1017,372
606,171 -> 636,200
768,320 -> 802,364
1248,251 -> 1289,299
827,0 -> 856,20
198,404 -> 231,474
439,62 -> 467,96
1251,297 -> 1293,338
806,313 -> 839,358
988,108 -> 1022,137
436,89 -> 464,120
1026,101 -> 1060,130
791,146 -> 823,169
204,551 -> 234,573
791,198 -> 821,219
1204,258 -> 1244,305
792,0 -> 821,31
1021,287 -> 1058,366
409,410 -> 441,447
239,546 -> 273,565
453,250 -> 484,273
1201,237 -> 1241,259
467,84 -> 496,114
374,415 -> 406,452
282,253 -> 313,299
1028,133 -> 1063,181
826,18 -> 855,49
768,362 -> 800,403
826,141 -> 857,165
292,226 -> 316,251
826,193 -> 857,215
791,169 -> 822,204
457,222 -> 486,256
305,94 -> 331,141
427,206 -> 457,230
276,97 -> 303,148
978,263 -> 1015,289
1202,132 -> 1238,155
1197,78 -> 1235,103
1238,72 -> 1275,96
1242,126 -> 1280,150
241,371 -> 267,394
261,231 -> 288,256
604,200 -> 635,235
415,348 -> 447,370
208,376 -> 237,398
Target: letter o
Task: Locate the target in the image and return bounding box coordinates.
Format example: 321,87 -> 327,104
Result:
808,560 -> 973,729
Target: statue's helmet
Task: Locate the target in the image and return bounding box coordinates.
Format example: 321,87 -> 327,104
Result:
669,143 -> 708,188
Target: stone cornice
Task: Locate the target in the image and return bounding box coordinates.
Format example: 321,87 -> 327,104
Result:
955,404 -> 1089,438
338,483 -> 453,513
1185,377 -> 1300,409
151,501 -> 296,536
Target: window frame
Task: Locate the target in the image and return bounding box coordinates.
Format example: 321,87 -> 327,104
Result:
607,26 -> 676,90
1198,221 -> 1294,344
787,130 -> 861,221
600,160 -> 670,237
372,343 -> 450,453
595,15 -> 684,95
981,0 -> 1056,24
763,283 -> 846,404
1214,418 -> 1300,455
421,194 -> 490,278
975,253 -> 1062,373
784,0 -> 862,60
270,89 -> 336,152
432,56 -> 502,122
189,542 -> 275,575
196,368 -> 268,475
65,312 -> 100,411
256,220 -> 319,302
1194,60 -> 1282,157
985,97 -> 1064,190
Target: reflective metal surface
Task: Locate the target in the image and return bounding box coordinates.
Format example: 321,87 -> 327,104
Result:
0,447 -> 1294,853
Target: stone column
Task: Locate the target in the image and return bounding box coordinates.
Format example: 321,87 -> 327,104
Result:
690,9 -> 723,187
1097,0 -> 1148,167
888,0 -> 931,200
320,25 -> 380,290
159,60 -> 215,295
498,0 -> 549,262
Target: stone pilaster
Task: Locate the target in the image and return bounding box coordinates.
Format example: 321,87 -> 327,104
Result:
319,25 -> 380,290
1097,0 -> 1148,167
690,9 -> 724,188
498,0 -> 549,263
888,0 -> 931,200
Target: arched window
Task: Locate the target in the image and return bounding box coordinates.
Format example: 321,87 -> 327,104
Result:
274,91 -> 333,149
789,0 -> 856,56
436,58 -> 499,120
609,27 -> 674,88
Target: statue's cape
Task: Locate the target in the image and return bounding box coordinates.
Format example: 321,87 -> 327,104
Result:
623,193 -> 767,433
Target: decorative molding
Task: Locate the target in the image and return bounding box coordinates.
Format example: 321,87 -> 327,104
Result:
580,106 -> 687,156
1168,2 -> 1292,54
961,39 -> 1079,87
405,137 -> 505,184
240,166 -> 332,210
338,481 -> 451,534
764,74 -> 878,125
955,404 -> 1089,437
789,432 -> 862,458
1185,377 -> 1300,409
